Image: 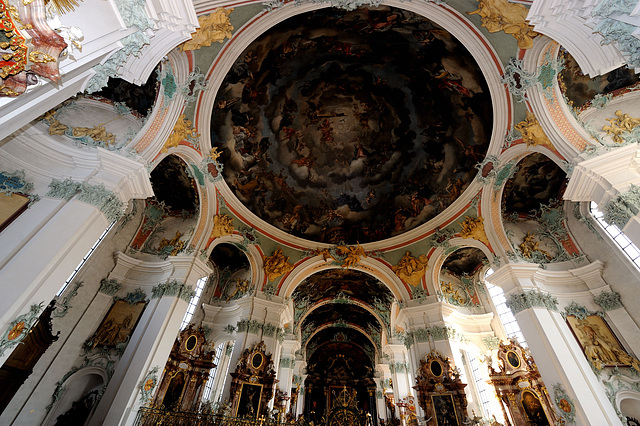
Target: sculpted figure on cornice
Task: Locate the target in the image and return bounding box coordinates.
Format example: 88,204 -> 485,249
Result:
181,8 -> 234,51
314,244 -> 367,269
263,247 -> 294,281
459,216 -> 490,247
519,232 -> 551,260
602,110 -> 640,143
515,111 -> 554,150
469,0 -> 538,49
392,251 -> 428,286
210,214 -> 234,239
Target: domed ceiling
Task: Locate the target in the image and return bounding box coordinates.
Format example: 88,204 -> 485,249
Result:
212,6 -> 492,244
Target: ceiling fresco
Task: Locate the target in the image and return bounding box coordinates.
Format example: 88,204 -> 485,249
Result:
441,247 -> 488,276
558,49 -> 639,109
502,153 -> 566,215
211,6 -> 492,244
291,269 -> 394,308
150,155 -> 198,215
209,242 -> 250,271
302,303 -> 381,333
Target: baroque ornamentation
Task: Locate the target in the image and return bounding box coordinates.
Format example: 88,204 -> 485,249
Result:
468,0 -> 538,49
313,244 -> 367,269
53,281 -> 83,318
263,247 -> 294,281
603,184 -> 640,229
156,231 -> 186,258
181,8 -> 234,51
162,115 -> 199,153
519,232 -> 552,260
47,178 -> 125,222
515,111 -> 555,150
602,110 -> 640,144
459,216 -> 490,247
210,214 -> 234,239
594,291 -> 623,312
392,251 -> 428,286
139,366 -> 159,404
99,278 -> 122,296
506,290 -> 558,314
482,336 -> 500,350
0,169 -> 38,204
151,280 -> 194,302
0,303 -> 44,357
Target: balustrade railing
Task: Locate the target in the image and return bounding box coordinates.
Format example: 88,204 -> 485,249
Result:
133,407 -> 312,426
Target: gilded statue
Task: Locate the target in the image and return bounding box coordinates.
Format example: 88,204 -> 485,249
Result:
181,8 -> 234,51
209,146 -> 222,163
515,111 -> 554,150
210,214 -> 234,239
71,125 -> 116,145
263,247 -> 294,281
314,244 -> 367,268
226,279 -> 251,301
162,115 -> 199,153
392,251 -> 429,286
602,110 -> 640,143
519,232 -> 551,260
440,281 -> 467,305
459,216 -> 490,246
157,231 -> 186,256
48,118 -> 68,135
469,0 -> 538,49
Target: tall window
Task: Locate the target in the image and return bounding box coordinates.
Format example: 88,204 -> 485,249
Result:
202,343 -> 224,401
485,269 -> 527,346
56,220 -> 116,296
467,351 -> 493,418
180,276 -> 207,330
590,201 -> 640,268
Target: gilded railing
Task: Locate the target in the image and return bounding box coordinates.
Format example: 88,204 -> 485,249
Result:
133,407 -> 312,426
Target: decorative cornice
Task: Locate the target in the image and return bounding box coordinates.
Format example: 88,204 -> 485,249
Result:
47,178 -> 125,222
506,290 -> 558,314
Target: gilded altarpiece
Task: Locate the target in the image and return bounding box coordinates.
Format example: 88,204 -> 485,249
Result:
414,350 -> 468,426
488,339 -> 558,426
230,341 -> 277,419
152,326 -> 215,411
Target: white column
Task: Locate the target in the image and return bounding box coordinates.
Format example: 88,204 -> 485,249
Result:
92,254 -> 211,426
0,136 -> 152,366
490,263 -> 623,425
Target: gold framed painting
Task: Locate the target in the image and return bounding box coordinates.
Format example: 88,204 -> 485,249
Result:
431,394 -> 458,426
566,314 -> 635,369
236,382 -> 263,418
0,193 -> 29,232
91,300 -> 146,348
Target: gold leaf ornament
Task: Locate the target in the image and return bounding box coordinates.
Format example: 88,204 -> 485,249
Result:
181,8 -> 234,52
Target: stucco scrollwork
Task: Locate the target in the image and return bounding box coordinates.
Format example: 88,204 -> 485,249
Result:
594,291 -> 623,311
161,114 -> 199,153
602,110 -> 640,144
506,290 -> 558,314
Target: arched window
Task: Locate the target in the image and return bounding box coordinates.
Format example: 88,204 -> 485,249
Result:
202,343 -> 224,401
485,269 -> 527,346
180,276 -> 208,330
590,201 -> 640,268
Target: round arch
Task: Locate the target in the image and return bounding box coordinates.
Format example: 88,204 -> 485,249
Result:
194,0 -> 511,251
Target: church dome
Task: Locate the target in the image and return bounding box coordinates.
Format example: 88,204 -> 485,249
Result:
211,6 -> 492,244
